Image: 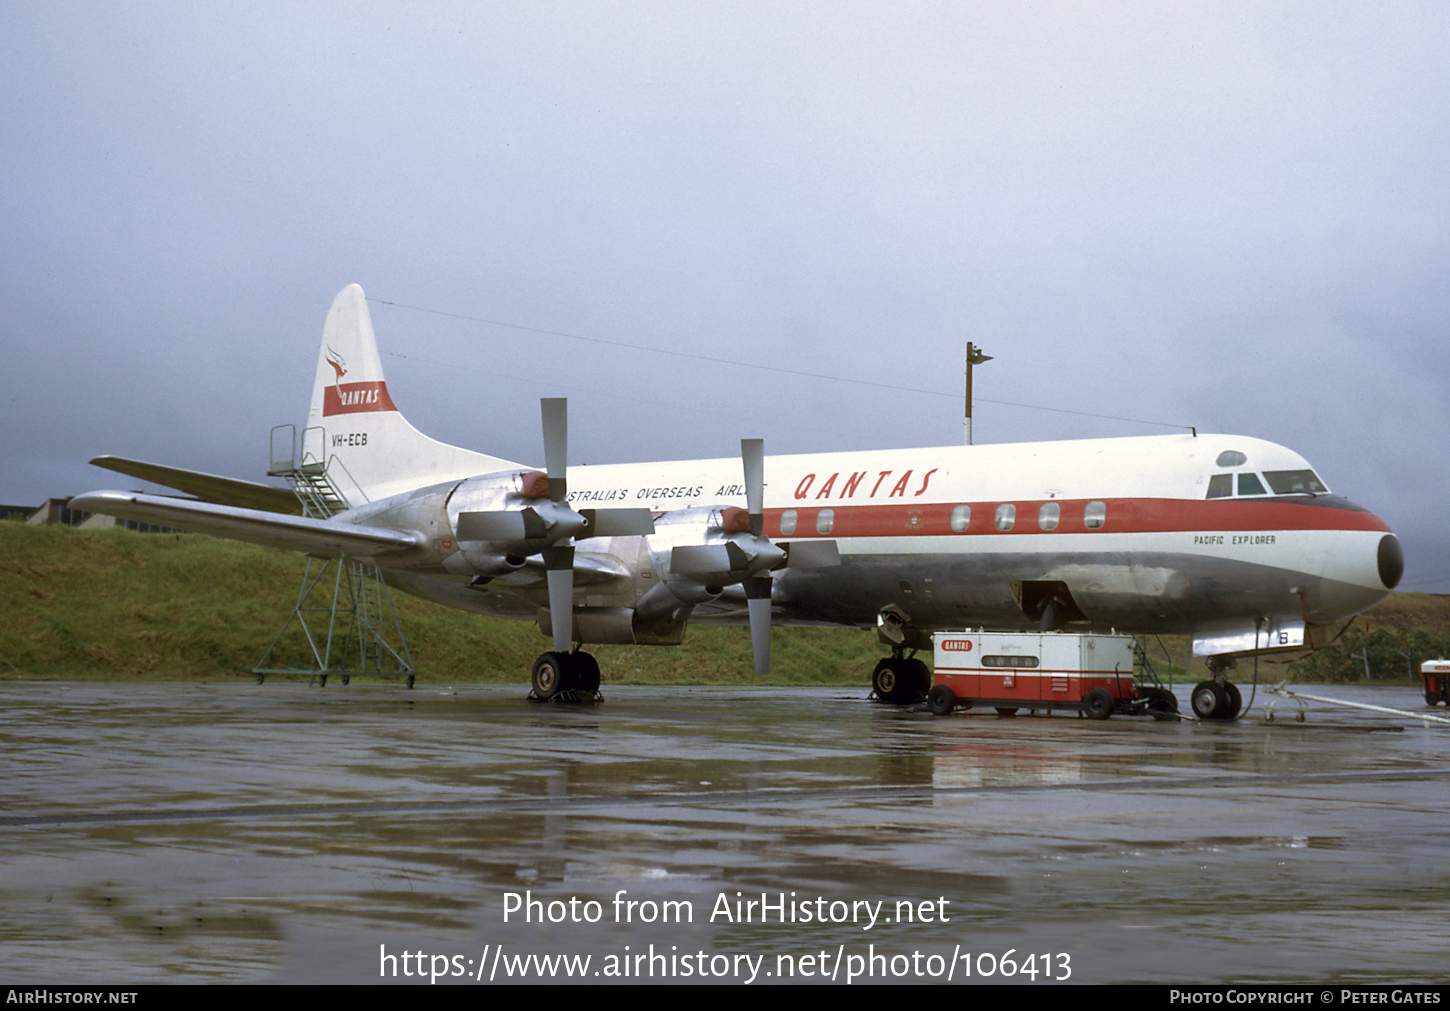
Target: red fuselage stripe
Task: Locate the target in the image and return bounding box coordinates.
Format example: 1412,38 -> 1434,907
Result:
766,498 -> 1389,538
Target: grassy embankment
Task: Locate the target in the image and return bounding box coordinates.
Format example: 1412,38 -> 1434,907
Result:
4,523 -> 1445,685
0,523 -> 880,685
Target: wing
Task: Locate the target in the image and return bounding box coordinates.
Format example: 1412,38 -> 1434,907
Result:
89,457 -> 303,515
69,491 -> 421,558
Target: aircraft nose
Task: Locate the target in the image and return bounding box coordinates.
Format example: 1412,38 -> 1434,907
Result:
1308,506 -> 1399,622
1377,532 -> 1404,590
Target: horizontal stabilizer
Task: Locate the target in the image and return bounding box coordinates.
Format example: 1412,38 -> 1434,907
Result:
89,457 -> 302,515
69,491 -> 422,558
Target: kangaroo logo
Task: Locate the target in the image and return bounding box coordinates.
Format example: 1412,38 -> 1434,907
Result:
325,346 -> 347,385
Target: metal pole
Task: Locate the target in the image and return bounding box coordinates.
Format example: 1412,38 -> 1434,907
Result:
964,342 -> 974,446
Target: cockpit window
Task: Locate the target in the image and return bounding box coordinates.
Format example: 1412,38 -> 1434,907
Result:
1263,470 -> 1328,495
1206,474 -> 1233,499
1237,473 -> 1267,496
1216,450 -> 1247,467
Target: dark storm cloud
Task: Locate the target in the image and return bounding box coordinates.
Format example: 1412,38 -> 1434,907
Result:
3,3 -> 1447,586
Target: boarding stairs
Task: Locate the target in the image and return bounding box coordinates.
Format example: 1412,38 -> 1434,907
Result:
254,425 -> 417,687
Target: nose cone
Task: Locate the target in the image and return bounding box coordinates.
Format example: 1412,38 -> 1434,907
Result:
1308,506 -> 1399,622
1378,533 -> 1404,590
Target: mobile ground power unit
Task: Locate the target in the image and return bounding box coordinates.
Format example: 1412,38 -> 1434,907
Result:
1422,660 -> 1450,707
929,630 -> 1172,720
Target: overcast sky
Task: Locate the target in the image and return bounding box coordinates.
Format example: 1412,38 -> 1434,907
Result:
5,3 -> 1448,590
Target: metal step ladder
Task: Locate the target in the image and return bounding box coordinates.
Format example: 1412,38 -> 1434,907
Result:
254,425 -> 417,687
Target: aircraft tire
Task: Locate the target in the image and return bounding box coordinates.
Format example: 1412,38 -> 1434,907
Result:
570,652 -> 601,693
531,652 -> 575,699
995,707 -> 1019,718
927,684 -> 955,716
901,658 -> 932,696
1191,680 -> 1228,720
872,659 -> 903,701
1083,688 -> 1114,720
1222,681 -> 1243,719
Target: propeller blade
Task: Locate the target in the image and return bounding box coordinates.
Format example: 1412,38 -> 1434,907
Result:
744,575 -> 772,677
741,438 -> 764,536
671,543 -> 734,574
543,544 -> 575,653
541,398 -> 568,502
456,511 -> 526,541
782,539 -> 842,568
578,508 -> 656,538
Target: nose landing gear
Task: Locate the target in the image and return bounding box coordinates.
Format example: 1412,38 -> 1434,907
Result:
1192,659 -> 1244,721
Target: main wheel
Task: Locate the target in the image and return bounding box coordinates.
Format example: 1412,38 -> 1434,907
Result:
927,684 -> 955,716
1083,687 -> 1113,720
531,651 -> 574,699
570,651 -> 601,693
900,657 -> 931,696
1192,680 -> 1227,720
1222,681 -> 1243,719
872,658 -> 916,703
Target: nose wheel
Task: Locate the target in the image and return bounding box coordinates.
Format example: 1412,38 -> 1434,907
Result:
1191,679 -> 1243,720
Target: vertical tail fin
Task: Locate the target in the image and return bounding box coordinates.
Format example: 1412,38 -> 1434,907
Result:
303,285 -> 519,504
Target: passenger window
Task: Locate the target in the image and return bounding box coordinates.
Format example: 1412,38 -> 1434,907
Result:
1237,473 -> 1267,496
779,509 -> 798,535
815,508 -> 834,535
994,504 -> 1015,531
1038,502 -> 1060,531
950,504 -> 971,532
1263,470 -> 1329,495
1083,501 -> 1106,530
1206,474 -> 1233,499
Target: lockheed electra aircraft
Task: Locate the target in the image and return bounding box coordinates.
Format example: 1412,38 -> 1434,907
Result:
73,285 -> 1403,720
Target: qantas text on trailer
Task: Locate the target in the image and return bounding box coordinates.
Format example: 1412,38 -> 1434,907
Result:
73,285 -> 1403,714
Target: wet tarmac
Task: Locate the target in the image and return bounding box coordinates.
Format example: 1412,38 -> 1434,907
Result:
1,680 -> 1447,985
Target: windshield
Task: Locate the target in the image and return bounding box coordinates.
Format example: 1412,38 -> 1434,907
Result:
1263,470 -> 1328,495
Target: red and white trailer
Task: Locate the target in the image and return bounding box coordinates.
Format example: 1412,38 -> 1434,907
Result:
1421,660 -> 1450,707
928,630 -> 1172,719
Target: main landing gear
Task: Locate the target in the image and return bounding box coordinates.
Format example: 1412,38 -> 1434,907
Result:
871,649 -> 931,704
529,649 -> 602,703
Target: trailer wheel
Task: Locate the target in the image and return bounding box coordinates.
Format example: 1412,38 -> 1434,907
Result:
1143,688 -> 1178,721
1428,692 -> 1442,707
995,707 -> 1019,718
928,685 -> 955,716
1084,688 -> 1113,720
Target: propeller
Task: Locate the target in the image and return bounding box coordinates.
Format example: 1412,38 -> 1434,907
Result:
455,398 -> 655,653
669,438 -> 840,676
